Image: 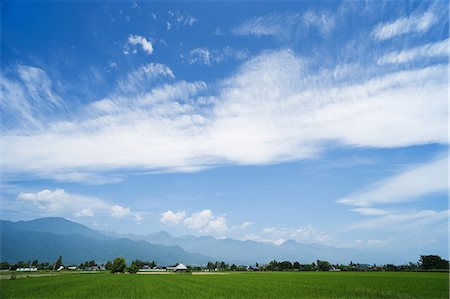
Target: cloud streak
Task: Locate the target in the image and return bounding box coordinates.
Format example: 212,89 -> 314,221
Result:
16,188 -> 136,220
377,39 -> 448,65
232,11 -> 335,39
337,156 -> 448,207
372,10 -> 437,41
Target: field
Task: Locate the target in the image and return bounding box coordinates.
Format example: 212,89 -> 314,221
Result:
1,271 -> 448,299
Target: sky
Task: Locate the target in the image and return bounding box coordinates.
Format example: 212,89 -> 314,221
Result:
1,1 -> 448,259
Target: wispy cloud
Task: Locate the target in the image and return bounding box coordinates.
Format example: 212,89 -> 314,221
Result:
345,209 -> 448,231
1,65 -> 63,129
187,47 -> 249,66
167,10 -> 196,31
377,39 -> 448,65
232,11 -> 335,39
351,208 -> 388,216
16,188 -> 137,220
372,10 -> 437,41
1,47 -> 447,181
244,224 -> 331,245
337,156 -> 447,207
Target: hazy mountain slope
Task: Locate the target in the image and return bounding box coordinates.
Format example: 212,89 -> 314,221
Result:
0,219 -> 211,265
125,231 -> 399,264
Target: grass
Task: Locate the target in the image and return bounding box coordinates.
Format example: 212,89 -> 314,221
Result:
1,271 -> 448,298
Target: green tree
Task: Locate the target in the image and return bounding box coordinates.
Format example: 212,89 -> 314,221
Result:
0,262 -> 10,270
111,257 -> 126,273
317,260 -> 332,271
419,255 -> 449,270
54,256 -> 63,270
105,261 -> 113,271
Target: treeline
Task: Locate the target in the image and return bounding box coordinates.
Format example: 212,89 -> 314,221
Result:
195,255 -> 450,272
1,255 -> 448,272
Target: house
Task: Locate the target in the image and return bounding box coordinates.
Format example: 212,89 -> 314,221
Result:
166,263 -> 188,272
329,267 -> 341,272
16,267 -> 38,272
139,265 -> 165,272
67,266 -> 78,270
175,263 -> 188,272
85,265 -> 105,271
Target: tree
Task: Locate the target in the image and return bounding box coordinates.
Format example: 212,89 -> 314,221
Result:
111,257 -> 127,273
54,256 -> 63,270
128,260 -> 142,274
0,262 -> 10,270
317,260 -> 332,271
419,255 -> 449,270
105,261 -> 113,271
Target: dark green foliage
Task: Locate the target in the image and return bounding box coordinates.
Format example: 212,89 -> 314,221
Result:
317,260 -> 332,271
54,256 -> 63,270
0,261 -> 10,269
105,261 -> 113,270
419,255 -> 449,270
111,257 -> 126,273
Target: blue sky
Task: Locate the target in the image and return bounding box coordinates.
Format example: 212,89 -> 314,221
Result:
1,1 -> 448,259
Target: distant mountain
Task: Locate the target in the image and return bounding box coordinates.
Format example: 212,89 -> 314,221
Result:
0,218 -> 211,265
1,217 -> 107,239
1,217 -> 405,265
119,231 -> 401,265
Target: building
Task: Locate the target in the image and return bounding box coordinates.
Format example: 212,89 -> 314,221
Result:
175,263 -> 188,272
166,263 -> 188,272
16,267 -> 38,272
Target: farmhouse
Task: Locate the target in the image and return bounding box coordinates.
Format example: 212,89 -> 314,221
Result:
166,263 -> 188,272
16,267 -> 38,272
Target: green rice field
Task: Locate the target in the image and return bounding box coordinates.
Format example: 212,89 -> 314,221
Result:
1,271 -> 448,299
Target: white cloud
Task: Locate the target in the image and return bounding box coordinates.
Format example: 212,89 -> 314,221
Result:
160,210 -> 186,224
161,209 -> 228,236
127,34 -> 153,55
261,224 -> 332,244
242,234 -> 285,245
15,188 -> 142,221
355,239 -> 389,246
167,10 -> 196,30
76,208 -> 95,217
134,213 -> 143,224
233,11 -> 335,39
115,63 -> 174,93
108,62 -> 118,70
345,209 -> 449,231
1,48 -> 447,181
1,65 -> 63,129
17,188 -> 109,217
377,39 -> 448,65
351,208 -> 388,216
337,156 -> 447,207
111,204 -> 131,218
372,11 -> 436,41
240,221 -> 253,229
187,47 -> 249,66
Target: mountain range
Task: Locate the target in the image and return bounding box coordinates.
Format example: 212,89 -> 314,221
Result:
1,217 -> 404,265
0,218 -> 210,265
